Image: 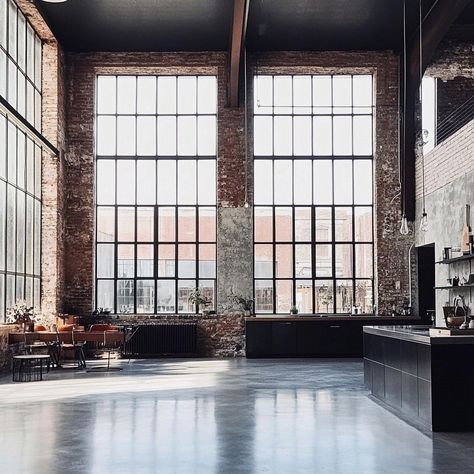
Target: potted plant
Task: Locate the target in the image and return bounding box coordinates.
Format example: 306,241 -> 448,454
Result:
6,301 -> 38,332
229,290 -> 254,316
290,305 -> 299,315
188,288 -> 211,315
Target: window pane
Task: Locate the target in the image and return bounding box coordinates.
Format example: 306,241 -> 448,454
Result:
355,280 -> 373,314
177,116 -> 196,156
0,117 -> 5,180
273,76 -> 292,114
0,0 -> 6,48
137,76 -> 156,114
254,160 -> 272,204
275,207 -> 292,241
276,280 -> 292,313
254,116 -> 272,155
199,207 -> 216,242
197,116 -> 216,156
137,280 -> 154,313
137,117 -> 156,155
97,244 -> 114,278
313,76 -> 331,114
296,280 -> 312,313
178,160 -> 196,204
313,160 -> 332,204
97,280 -> 114,311
157,160 -> 176,204
158,207 -> 175,241
313,116 -> 332,155
295,244 -> 311,278
315,244 -> 332,277
177,76 -> 196,114
157,280 -> 175,313
274,160 -> 292,204
0,51 -> 5,100
336,280 -> 352,313
157,76 -> 177,113
198,160 -> 216,205
295,207 -> 311,241
7,122 -> 16,184
315,280 -> 333,313
255,207 -> 273,242
157,116 -> 176,156
178,244 -> 195,278
332,76 -> 352,114
335,207 -> 352,242
293,116 -> 312,156
116,160 -> 135,204
117,116 -> 136,156
97,116 -> 116,155
353,116 -> 372,155
178,207 -> 196,242
97,207 -> 115,242
97,76 -> 116,114
178,280 -> 194,313
117,76 -> 136,114
333,116 -> 352,155
333,160 -> 352,204
354,160 -> 372,204
96,160 -> 115,204
355,207 -> 372,242
255,280 -> 273,313
315,207 -> 332,242
293,160 -> 312,204
15,192 -> 24,274
353,75 -> 372,111
254,75 -> 273,114
117,280 -> 134,313
356,244 -> 373,278
8,1 -> 16,60
0,182 -> 5,271
137,160 -> 156,204
274,116 -> 292,155
335,244 -> 353,278
255,244 -> 273,278
117,207 -> 135,241
118,244 -> 134,278
158,244 -> 175,277
293,76 -> 311,114
197,76 -> 217,114
199,280 -> 215,310
199,244 -> 216,278
276,245 -> 292,278
137,207 -> 154,242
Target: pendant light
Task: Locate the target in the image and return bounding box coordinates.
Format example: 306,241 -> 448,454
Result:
243,48 -> 250,209
41,0 -> 68,3
418,0 -> 429,233
399,0 -> 410,236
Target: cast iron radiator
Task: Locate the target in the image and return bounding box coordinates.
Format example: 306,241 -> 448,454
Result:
123,324 -> 197,356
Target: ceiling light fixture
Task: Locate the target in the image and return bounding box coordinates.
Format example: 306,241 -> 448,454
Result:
41,0 -> 68,3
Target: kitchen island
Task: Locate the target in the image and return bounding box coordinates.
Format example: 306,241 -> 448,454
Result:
364,325 -> 474,431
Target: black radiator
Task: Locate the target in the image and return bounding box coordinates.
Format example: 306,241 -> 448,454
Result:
123,324 -> 197,356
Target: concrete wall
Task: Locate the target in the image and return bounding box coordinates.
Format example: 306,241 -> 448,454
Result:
415,120 -> 474,325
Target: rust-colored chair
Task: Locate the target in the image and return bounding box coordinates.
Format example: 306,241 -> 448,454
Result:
34,325 -> 48,332
89,324 -> 119,332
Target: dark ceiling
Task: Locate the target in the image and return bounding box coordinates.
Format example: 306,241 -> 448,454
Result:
35,0 -> 474,53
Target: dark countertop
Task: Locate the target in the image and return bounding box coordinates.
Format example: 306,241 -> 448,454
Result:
246,315 -> 421,322
364,325 -> 474,345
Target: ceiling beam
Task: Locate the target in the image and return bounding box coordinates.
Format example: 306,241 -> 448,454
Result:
401,0 -> 470,221
228,0 -> 249,107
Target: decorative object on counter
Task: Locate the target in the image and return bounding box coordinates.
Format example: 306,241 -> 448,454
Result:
92,307 -> 111,316
290,305 -> 299,315
451,247 -> 463,259
188,288 -> 212,315
452,276 -> 459,287
6,301 -> 38,332
461,204 -> 472,254
453,295 -> 470,329
426,309 -> 436,327
227,289 -> 254,316
430,327 -> 474,336
443,300 -> 467,329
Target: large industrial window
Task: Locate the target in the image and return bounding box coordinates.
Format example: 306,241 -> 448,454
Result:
95,75 -> 217,314
253,75 -> 374,314
0,0 -> 43,321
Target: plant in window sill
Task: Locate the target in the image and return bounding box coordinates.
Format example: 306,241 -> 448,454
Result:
228,289 -> 254,316
6,301 -> 38,332
290,305 -> 299,315
188,288 -> 212,315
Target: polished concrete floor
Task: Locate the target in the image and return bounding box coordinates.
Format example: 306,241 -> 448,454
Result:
0,358 -> 474,474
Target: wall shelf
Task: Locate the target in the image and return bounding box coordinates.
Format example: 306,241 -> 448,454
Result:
434,284 -> 474,290
436,254 -> 474,265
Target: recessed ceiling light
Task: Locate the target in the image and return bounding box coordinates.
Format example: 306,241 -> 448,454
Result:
41,0 -> 68,3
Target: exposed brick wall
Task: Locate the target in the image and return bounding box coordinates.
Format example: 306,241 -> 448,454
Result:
415,120 -> 474,199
